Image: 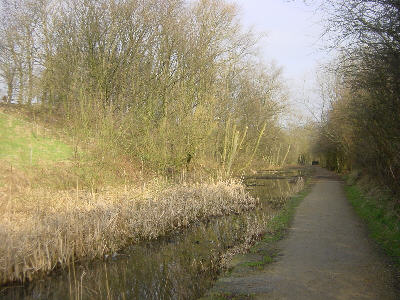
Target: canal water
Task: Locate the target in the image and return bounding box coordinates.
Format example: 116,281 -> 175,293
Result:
0,168 -> 306,300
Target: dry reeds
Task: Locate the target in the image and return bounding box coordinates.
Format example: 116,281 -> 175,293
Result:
0,178 -> 257,285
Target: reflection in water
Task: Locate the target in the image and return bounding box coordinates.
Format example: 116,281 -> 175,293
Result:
1,169 -> 305,300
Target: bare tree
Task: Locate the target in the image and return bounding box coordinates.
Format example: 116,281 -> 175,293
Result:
315,0 -> 400,192
0,0 -> 289,175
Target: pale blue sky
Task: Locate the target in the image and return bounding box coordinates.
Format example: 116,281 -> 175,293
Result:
228,0 -> 330,119
0,0 -> 329,117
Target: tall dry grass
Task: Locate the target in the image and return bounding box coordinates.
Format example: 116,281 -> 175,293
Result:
0,177 -> 257,285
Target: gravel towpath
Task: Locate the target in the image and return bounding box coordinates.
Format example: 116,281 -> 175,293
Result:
207,167 -> 398,299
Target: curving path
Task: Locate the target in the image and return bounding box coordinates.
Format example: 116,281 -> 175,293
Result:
207,167 -> 398,299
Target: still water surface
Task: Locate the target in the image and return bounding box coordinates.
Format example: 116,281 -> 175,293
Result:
1,168 -> 306,300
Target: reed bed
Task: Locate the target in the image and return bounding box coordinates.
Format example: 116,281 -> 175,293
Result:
0,179 -> 257,285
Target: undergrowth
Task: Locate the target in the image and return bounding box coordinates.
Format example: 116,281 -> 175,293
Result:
0,179 -> 257,285
0,108 -> 261,285
0,107 -> 308,288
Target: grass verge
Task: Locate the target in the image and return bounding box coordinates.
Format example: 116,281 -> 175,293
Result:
261,185 -> 311,244
238,184 -> 312,271
344,184 -> 400,269
217,178 -> 308,269
202,180 -> 312,300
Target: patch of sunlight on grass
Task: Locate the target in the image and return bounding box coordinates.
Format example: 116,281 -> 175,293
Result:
0,112 -> 73,167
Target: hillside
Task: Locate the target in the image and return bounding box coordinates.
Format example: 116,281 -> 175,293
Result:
0,106 -> 258,285
0,107 -> 75,191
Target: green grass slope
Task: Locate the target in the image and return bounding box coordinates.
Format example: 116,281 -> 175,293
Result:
345,185 -> 400,269
0,110 -> 73,168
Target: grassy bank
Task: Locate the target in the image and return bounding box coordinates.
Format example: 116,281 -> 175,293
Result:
345,184 -> 400,269
0,106 -> 150,190
261,184 -> 311,244
0,108 -> 75,190
0,110 -> 72,168
0,109 -> 259,285
218,178 -> 308,268
202,180 -> 312,300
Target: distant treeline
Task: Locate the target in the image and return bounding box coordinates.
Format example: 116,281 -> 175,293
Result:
0,0 -> 305,175
314,0 -> 400,194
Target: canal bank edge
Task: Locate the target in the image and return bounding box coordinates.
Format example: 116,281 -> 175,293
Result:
200,179 -> 314,300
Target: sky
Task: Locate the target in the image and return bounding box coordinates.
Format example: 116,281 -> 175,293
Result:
0,0 -> 331,119
227,0 -> 331,121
